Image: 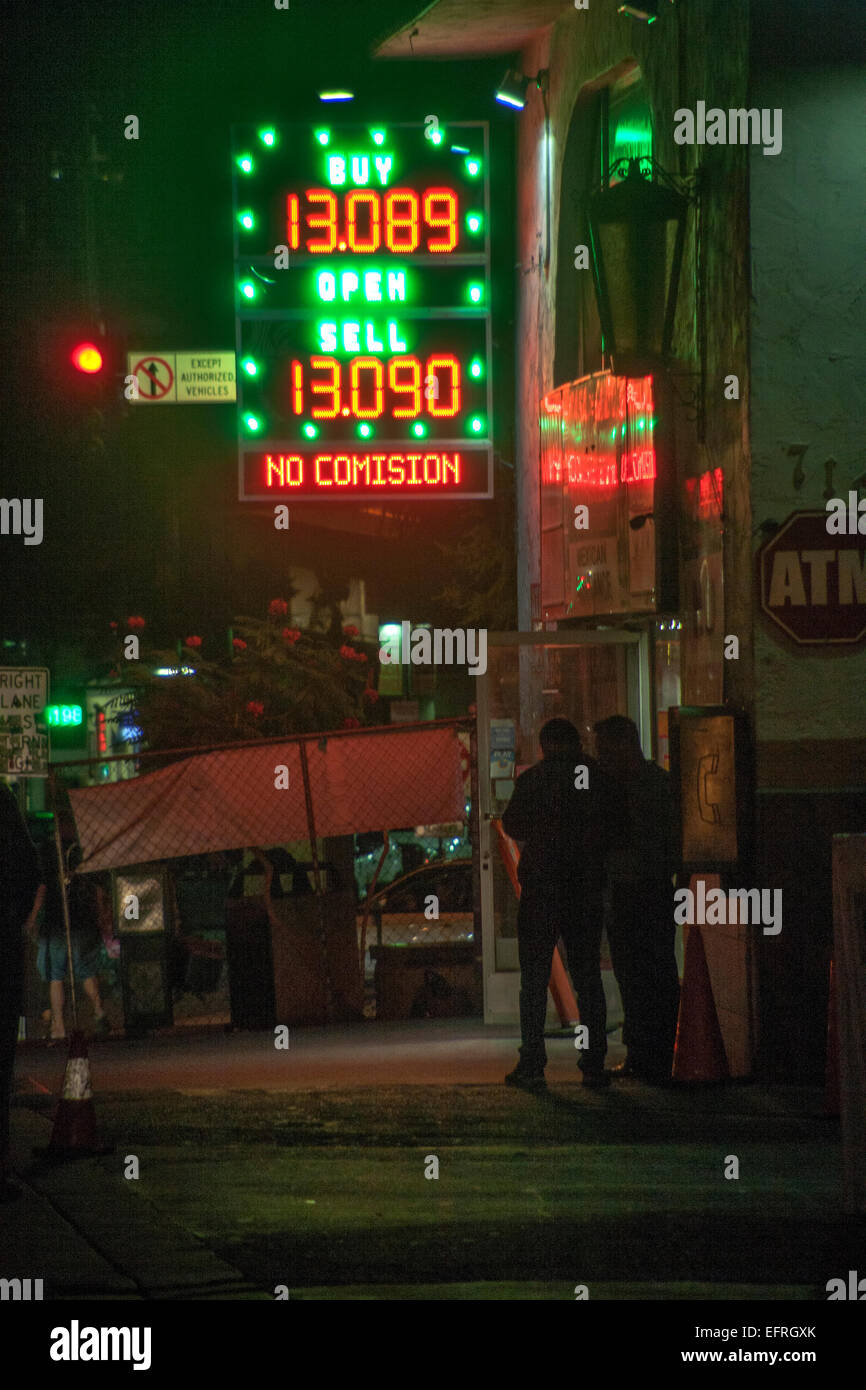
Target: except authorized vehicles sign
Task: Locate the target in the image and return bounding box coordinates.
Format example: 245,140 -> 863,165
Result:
758,510 -> 866,644
0,667 -> 50,777
127,352 -> 237,403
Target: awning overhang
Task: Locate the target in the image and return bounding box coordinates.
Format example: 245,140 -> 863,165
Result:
375,0 -> 571,60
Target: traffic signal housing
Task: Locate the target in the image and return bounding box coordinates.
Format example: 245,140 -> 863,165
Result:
39,322 -> 119,402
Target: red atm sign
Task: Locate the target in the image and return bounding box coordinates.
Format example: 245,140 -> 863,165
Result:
758,510 -> 866,644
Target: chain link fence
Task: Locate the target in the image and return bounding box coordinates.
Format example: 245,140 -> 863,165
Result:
28,719 -> 478,1035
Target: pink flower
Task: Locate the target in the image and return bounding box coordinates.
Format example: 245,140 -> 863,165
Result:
184,635 -> 202,649
342,624 -> 359,637
268,598 -> 288,617
342,716 -> 360,729
232,638 -> 247,651
246,700 -> 264,718
126,615 -> 146,630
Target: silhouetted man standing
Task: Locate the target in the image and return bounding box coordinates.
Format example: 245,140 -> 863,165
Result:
502,718 -> 628,1091
0,783 -> 41,1199
594,715 -> 680,1083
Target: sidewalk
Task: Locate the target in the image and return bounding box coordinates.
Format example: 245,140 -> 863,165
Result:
2,1020 -> 853,1301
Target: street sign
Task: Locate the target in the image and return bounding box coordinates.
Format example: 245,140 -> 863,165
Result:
0,667 -> 50,778
758,510 -> 866,644
127,352 -> 236,403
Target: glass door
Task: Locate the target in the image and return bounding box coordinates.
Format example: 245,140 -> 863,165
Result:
476,629 -> 650,1023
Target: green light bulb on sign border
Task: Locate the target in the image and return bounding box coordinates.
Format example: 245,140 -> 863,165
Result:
468,417 -> 484,435
315,129 -> 331,146
358,423 -> 372,439
370,130 -> 386,147
236,154 -> 254,174
244,414 -> 261,433
259,128 -> 276,147
240,282 -> 256,300
466,213 -> 482,234
465,157 -> 481,177
238,211 -> 255,231
241,358 -> 258,378
412,422 -> 426,439
303,423 -> 318,440
469,358 -> 483,379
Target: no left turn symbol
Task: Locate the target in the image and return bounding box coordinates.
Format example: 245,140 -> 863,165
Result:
132,356 -> 175,400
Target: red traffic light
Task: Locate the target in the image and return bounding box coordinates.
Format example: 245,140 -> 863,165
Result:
71,341 -> 104,374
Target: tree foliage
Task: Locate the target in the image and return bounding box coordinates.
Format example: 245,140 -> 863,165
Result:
113,600 -> 380,753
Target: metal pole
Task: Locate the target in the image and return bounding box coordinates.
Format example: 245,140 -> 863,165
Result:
298,740 -> 322,895
298,739 -> 333,1022
48,773 -> 78,1027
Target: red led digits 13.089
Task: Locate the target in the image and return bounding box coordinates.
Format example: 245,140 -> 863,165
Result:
286,188 -> 458,255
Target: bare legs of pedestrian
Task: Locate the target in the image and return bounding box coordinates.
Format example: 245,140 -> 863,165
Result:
48,975 -> 106,1040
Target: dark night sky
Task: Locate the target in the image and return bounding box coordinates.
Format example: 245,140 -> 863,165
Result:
2,1 -> 517,668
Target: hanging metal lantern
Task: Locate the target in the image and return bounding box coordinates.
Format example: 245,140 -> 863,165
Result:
588,156 -> 692,375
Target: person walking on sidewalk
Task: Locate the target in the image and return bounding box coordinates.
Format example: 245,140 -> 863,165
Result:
501,717 -> 628,1092
593,715 -> 680,1084
31,842 -> 111,1042
0,784 -> 42,1200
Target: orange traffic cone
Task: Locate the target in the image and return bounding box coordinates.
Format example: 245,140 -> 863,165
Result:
44,1031 -> 111,1159
672,924 -> 730,1082
824,957 -> 840,1116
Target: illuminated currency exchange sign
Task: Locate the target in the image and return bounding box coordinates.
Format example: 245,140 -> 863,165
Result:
232,122 -> 492,500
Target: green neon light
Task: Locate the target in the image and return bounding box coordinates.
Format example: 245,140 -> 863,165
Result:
315,267 -> 408,305
236,155 -> 254,174
241,358 -> 258,377
244,414 -> 261,432
428,129 -> 443,146
240,281 -> 256,300
315,129 -> 331,146
238,211 -> 255,230
613,125 -> 653,145
412,423 -> 426,438
303,423 -> 318,439
467,213 -> 482,233
468,283 -> 483,304
465,158 -> 481,177
259,128 -> 276,146
46,704 -> 83,727
371,130 -> 386,146
358,423 -> 372,439
468,417 -> 484,434
326,153 -> 393,187
469,358 -> 483,379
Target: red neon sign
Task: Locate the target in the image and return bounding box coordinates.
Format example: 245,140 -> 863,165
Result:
243,448 -> 490,498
